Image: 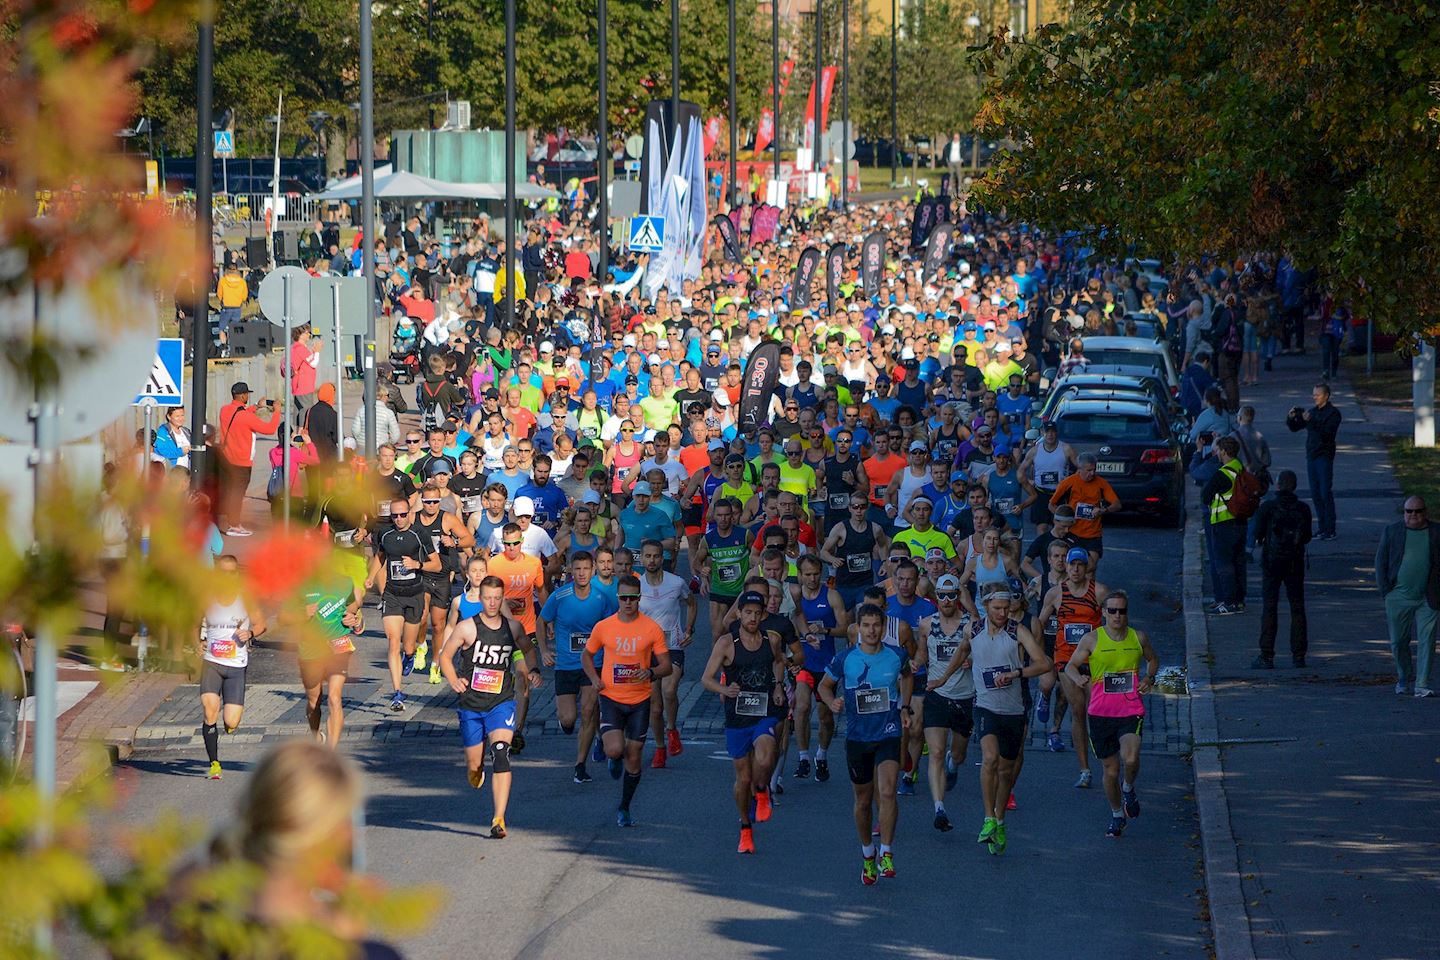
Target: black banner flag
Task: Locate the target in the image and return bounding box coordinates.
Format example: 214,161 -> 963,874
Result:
712,214 -> 743,262
860,231 -> 885,293
924,222 -> 955,282
791,245 -> 822,311
911,195 -> 937,249
737,339 -> 782,433
825,243 -> 847,315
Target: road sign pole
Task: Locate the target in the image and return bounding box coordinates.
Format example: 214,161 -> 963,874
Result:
190,0 -> 214,494
282,273 -> 292,529
333,283 -> 344,463
360,0 -> 376,460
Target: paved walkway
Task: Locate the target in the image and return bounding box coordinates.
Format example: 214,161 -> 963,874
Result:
1194,354 -> 1439,960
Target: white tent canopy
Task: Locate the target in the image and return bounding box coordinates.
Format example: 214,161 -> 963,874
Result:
314,167 -> 559,202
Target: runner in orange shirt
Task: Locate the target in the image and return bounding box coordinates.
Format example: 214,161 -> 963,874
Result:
584,574 -> 673,827
864,429 -> 906,535
1047,453 -> 1121,570
487,521 -> 547,752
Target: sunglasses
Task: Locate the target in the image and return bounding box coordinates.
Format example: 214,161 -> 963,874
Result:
836,437 -> 852,443
618,594 -> 641,601
936,592 -> 960,601
421,498 -> 441,505
1405,508 -> 1426,514
503,539 -> 522,546
1105,607 -> 1128,614
622,428 -> 635,434
406,438 -> 423,444
392,511 -> 410,518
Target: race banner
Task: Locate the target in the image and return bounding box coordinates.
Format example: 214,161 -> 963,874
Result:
750,203 -> 781,244
713,214 -> 743,262
861,231 -> 885,292
791,245 -> 823,311
911,195 -> 937,249
924,222 -> 955,281
737,339 -> 782,433
753,59 -> 796,155
801,66 -> 839,161
825,242 -> 847,315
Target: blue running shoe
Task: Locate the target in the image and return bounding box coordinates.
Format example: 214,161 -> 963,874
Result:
389,691 -> 406,713
401,651 -> 415,677
1047,732 -> 1065,752
1123,787 -> 1141,819
896,774 -> 916,796
609,757 -> 622,780
1035,692 -> 1050,726
592,739 -> 605,764
616,809 -> 635,828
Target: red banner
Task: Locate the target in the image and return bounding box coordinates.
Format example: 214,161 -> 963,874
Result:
753,60 -> 795,155
703,116 -> 724,157
801,67 -> 838,166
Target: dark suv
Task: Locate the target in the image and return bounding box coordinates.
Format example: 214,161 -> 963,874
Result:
1046,396 -> 1185,527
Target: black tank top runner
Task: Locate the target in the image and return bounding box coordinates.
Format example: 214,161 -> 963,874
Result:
414,510 -> 455,576
723,630 -> 778,728
835,519 -> 875,588
823,455 -> 865,516
457,614 -> 519,713
378,526 -> 427,596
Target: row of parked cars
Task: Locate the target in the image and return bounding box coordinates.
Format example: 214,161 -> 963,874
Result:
1038,333 -> 1189,528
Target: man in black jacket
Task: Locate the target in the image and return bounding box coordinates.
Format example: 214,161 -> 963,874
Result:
1251,470 -> 1312,668
1286,383 -> 1342,540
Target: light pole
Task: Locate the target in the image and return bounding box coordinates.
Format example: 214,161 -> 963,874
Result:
890,0 -> 898,187
360,0 -> 376,457
190,1 -> 213,492
598,0 -> 609,280
813,0 -> 822,193
306,110 -> 330,190
728,0 -> 737,209
670,0 -> 681,130
772,0 -> 780,186
503,0 -> 516,331
966,13 -> 981,171
840,0 -> 849,206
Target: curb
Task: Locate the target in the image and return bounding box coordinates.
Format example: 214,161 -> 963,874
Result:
1182,502 -> 1257,960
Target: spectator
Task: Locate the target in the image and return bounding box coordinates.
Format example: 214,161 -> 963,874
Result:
304,383 -> 340,462
1286,382 -> 1341,540
216,381 -> 280,537
1201,435 -> 1247,616
1179,350 -> 1215,419
1374,496 -> 1440,698
1251,470 -> 1312,668
289,326 -> 322,427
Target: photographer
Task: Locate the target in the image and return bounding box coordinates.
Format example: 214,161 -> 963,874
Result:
216,381 -> 280,538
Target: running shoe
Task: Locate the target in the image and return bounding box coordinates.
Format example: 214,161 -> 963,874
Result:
896,773 -> 915,796
389,691 -> 406,713
511,731 -> 526,754
1074,770 -> 1092,788
1417,687 -> 1435,699
400,651 -> 416,676
667,729 -> 684,756
207,760 -> 222,780
754,790 -> 773,823
1212,603 -> 1240,616
861,856 -> 879,886
1396,682 -> 1412,696
490,818 -> 507,839
795,758 -> 812,780
315,730 -> 326,745
469,764 -> 486,789
944,760 -> 958,792
429,663 -> 442,684
413,641 -> 428,672
815,758 -> 830,782
1250,655 -> 1274,670
224,526 -> 253,537
737,826 -> 756,854
1106,815 -> 1126,838
592,739 -> 605,763
977,817 -> 998,844
1047,732 -> 1065,752
878,851 -> 895,878
773,780 -> 784,796
608,757 -> 623,780
991,821 -> 1007,855
933,809 -> 953,833
1035,692 -> 1050,725
616,809 -> 635,828
1123,787 -> 1141,819
1006,792 -> 1017,811
573,764 -> 592,784
1292,655 -> 1307,668
650,747 -> 667,769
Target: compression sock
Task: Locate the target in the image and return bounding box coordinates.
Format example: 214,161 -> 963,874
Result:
861,844 -> 876,858
935,801 -> 946,813
621,771 -> 641,812
202,722 -> 219,763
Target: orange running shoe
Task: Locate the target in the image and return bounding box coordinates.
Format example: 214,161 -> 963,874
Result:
1006,792 -> 1017,811
650,746 -> 667,769
754,789 -> 773,823
738,826 -> 756,854
667,729 -> 683,756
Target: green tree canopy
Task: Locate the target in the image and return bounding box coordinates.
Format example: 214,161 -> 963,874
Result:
973,0 -> 1440,335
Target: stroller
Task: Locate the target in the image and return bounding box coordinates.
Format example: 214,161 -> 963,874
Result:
391,316 -> 422,384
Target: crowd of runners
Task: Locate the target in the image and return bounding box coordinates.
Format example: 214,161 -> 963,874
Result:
191,193 -> 1191,882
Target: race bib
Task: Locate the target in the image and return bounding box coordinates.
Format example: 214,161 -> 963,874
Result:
735,691 -> 767,717
855,687 -> 890,715
829,493 -> 850,510
617,466 -> 631,481
981,666 -> 1010,690
995,497 -> 1014,515
329,635 -> 356,654
208,638 -> 236,659
612,662 -> 648,684
1040,470 -> 1059,487
1102,672 -> 1135,695
569,632 -> 589,653
333,529 -> 357,548
388,559 -> 416,581
470,667 -> 505,694
847,554 -> 870,573
507,598 -> 527,614
378,499 -> 393,517
718,564 -> 741,584
462,495 -> 484,515
1063,623 -> 1090,646
1075,502 -> 1097,520
1046,615 -> 1059,635
936,641 -> 958,664
431,535 -> 444,554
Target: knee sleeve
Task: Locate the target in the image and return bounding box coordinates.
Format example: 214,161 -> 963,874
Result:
490,740 -> 511,774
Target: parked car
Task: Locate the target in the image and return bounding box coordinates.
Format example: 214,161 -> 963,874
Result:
1040,372 -> 1186,426
1080,336 -> 1182,394
1043,396 -> 1185,527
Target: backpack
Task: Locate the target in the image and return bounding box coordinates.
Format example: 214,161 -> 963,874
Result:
266,463 -> 285,501
1225,465 -> 1263,520
1266,498 -> 1308,557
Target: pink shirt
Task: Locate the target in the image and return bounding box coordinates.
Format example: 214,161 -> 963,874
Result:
290,340 -> 319,396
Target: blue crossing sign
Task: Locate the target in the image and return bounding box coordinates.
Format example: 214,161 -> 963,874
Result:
628,215 -> 666,253
213,129 -> 235,159
135,338 -> 185,407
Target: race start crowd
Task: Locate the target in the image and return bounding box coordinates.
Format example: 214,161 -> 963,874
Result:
185,194 -> 1202,883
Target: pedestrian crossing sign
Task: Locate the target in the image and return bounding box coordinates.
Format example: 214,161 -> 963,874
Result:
628,215 -> 665,253
213,129 -> 235,159
135,338 -> 185,406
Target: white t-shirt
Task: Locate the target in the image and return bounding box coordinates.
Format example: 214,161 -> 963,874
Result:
488,524 -> 557,560
638,570 -> 692,650
200,597 -> 251,668
637,457 -> 688,497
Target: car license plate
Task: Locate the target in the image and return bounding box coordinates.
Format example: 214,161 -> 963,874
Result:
1096,461 -> 1126,474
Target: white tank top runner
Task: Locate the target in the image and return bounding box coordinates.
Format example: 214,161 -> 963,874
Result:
201,597 -> 251,668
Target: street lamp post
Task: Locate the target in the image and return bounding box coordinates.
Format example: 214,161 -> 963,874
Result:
504,0 -> 516,331
670,0 -> 681,130
840,0 -> 849,206
966,13 -> 982,171
890,0 -> 898,187
306,110 -> 330,190
190,3 -> 213,492
360,0 -> 376,458
728,0 -> 737,210
813,0 -> 822,193
771,0 -> 780,186
598,0 -> 609,280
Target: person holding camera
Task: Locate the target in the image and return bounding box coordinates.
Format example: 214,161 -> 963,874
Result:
1286,383 -> 1342,540
216,381 -> 280,537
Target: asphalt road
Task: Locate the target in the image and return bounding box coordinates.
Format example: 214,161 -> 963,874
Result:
108,515 -> 1208,960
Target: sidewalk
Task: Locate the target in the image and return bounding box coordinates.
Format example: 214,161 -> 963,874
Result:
1192,355 -> 1438,960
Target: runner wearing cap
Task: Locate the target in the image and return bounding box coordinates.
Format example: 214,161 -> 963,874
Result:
701,589 -> 787,853
486,496 -> 559,569
890,496 -> 958,566
885,441 -> 933,530
1019,421 -> 1077,537
915,573 -> 974,832
1036,546 -> 1109,781
618,481 -> 679,558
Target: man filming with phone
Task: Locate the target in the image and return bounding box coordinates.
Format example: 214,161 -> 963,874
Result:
217,380 -> 280,538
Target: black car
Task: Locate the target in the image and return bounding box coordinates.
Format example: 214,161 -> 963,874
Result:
1040,372 -> 1187,426
1045,396 -> 1185,527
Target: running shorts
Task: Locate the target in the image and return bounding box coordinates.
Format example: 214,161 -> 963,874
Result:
1088,713 -> 1143,760
200,661 -> 246,705
845,736 -> 901,785
922,691 -> 974,736
724,716 -> 779,759
458,701 -> 518,747
974,705 -> 1025,760
382,592 -> 425,624
599,695 -> 650,742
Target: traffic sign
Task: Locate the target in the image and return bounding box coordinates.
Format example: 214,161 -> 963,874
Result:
258,265 -> 314,327
213,129 -> 235,159
625,134 -> 645,159
628,215 -> 665,253
135,338 -> 185,407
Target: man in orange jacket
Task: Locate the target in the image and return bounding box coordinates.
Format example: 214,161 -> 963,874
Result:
216,380 -> 280,537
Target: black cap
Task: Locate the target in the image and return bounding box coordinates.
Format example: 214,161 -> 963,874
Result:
738,590 -> 767,609
231,381 -> 251,396
625,374 -> 639,385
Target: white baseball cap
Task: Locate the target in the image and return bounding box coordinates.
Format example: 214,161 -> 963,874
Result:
512,496 -> 535,516
713,389 -> 731,407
